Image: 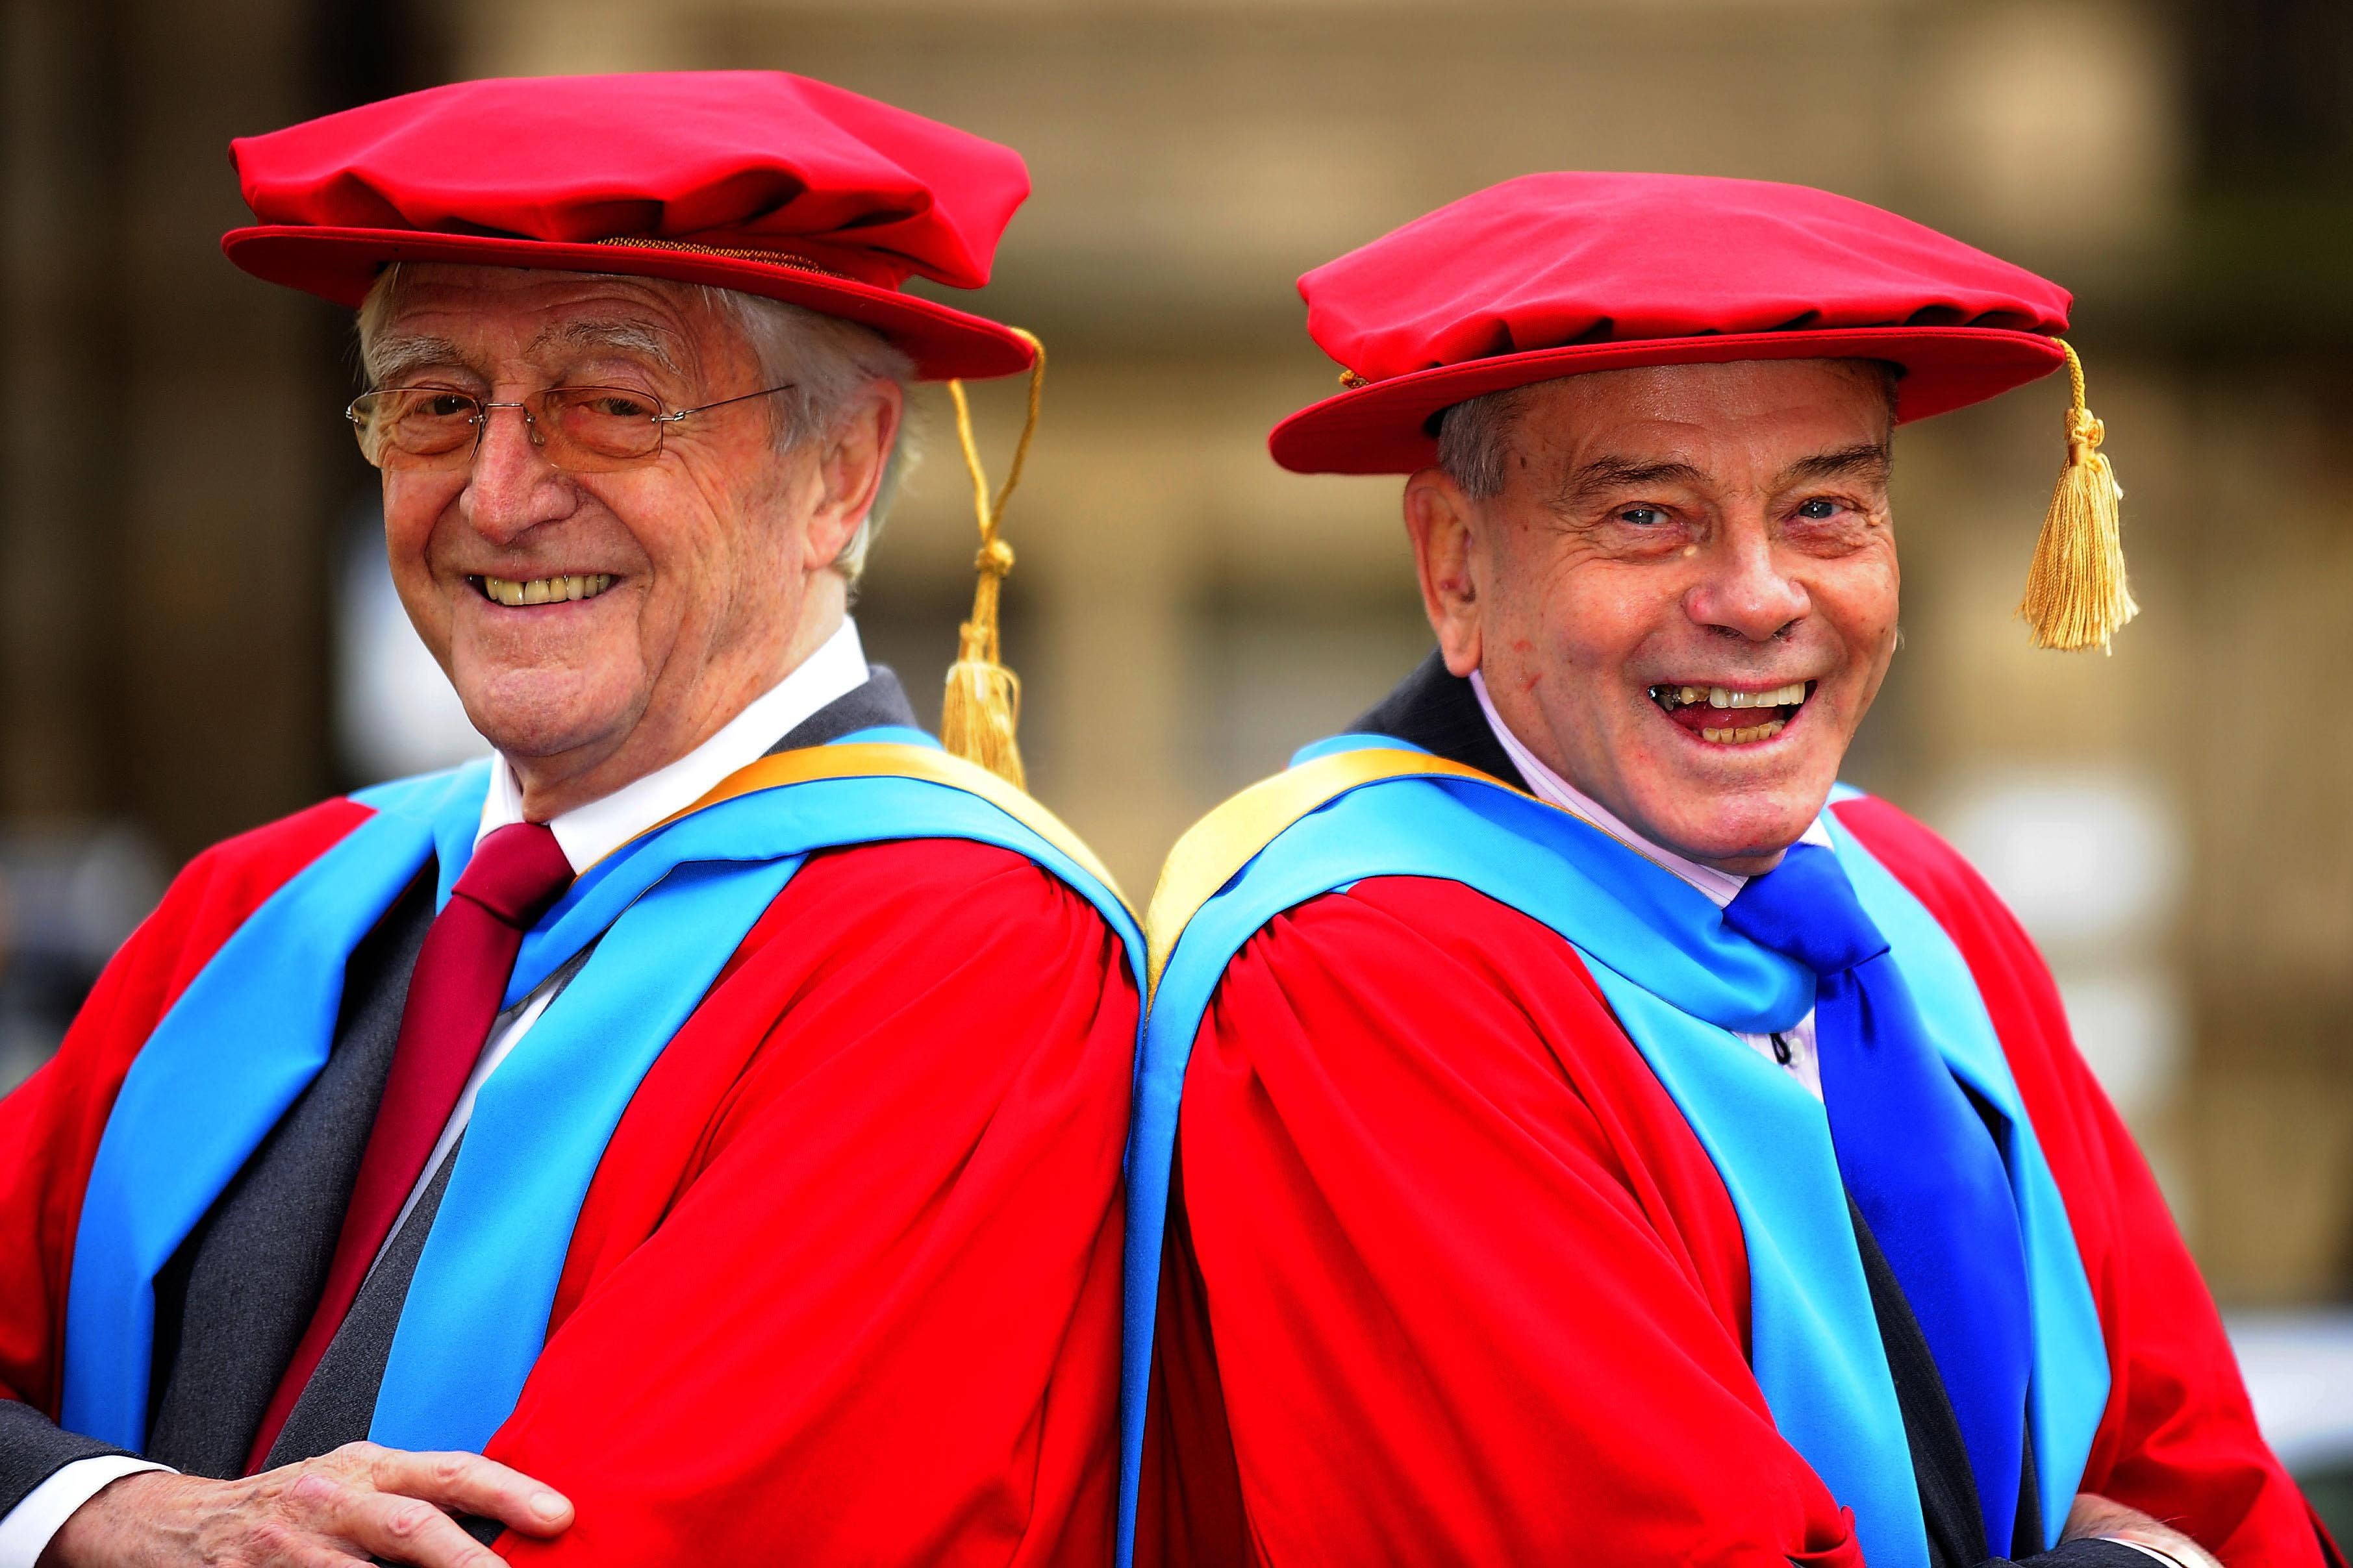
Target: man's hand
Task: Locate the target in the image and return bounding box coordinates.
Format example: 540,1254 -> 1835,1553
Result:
38,1441 -> 573,1568
2066,1492 -> 2224,1568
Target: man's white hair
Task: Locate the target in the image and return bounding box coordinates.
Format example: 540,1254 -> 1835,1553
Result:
355,265 -> 917,584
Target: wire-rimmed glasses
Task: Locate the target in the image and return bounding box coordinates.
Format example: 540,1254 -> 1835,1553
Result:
346,384 -> 795,472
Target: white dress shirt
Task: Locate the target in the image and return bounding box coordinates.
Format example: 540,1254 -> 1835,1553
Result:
1470,669 -> 1831,1097
0,621 -> 870,1568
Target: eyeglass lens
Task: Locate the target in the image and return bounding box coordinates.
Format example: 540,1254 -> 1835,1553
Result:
348,387 -> 670,471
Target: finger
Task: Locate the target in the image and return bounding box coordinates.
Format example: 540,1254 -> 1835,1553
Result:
363,1449 -> 573,1539
238,1511 -> 377,1568
274,1541 -> 375,1568
282,1471 -> 503,1568
346,1491 -> 509,1568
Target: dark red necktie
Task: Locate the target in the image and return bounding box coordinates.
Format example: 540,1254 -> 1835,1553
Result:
245,821 -> 573,1473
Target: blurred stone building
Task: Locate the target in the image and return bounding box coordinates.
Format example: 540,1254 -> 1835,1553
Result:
3,0 -> 2349,1303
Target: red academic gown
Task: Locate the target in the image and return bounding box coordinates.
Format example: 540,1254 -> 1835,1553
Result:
0,800 -> 1138,1566
1140,795 -> 2332,1567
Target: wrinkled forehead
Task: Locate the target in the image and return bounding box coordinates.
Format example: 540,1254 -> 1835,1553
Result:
360,264 -> 746,384
1518,357 -> 1900,431
1500,359 -> 1894,469
1467,357 -> 1899,510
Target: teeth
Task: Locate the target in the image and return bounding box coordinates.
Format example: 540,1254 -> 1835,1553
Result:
1654,681 -> 1811,713
482,573 -> 614,607
1699,718 -> 1791,745
1705,681 -> 1810,710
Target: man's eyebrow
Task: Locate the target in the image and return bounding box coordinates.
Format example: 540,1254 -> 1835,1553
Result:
1780,442 -> 1892,488
527,317 -> 682,373
365,334 -> 471,386
1555,456 -> 1709,509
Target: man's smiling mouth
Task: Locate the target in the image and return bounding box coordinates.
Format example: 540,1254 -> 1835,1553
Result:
1646,680 -> 1815,745
469,573 -> 618,607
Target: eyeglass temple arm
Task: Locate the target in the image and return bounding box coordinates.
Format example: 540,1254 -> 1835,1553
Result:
657,384 -> 797,424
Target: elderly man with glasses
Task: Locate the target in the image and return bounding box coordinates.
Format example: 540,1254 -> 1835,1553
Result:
0,73 -> 1139,1568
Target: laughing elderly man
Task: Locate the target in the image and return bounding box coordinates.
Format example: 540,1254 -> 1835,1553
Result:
1126,176 -> 2336,1568
0,73 -> 1139,1568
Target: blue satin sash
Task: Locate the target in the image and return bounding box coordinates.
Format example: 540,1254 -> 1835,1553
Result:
64,729 -> 1142,1456
1122,741 -> 2106,1568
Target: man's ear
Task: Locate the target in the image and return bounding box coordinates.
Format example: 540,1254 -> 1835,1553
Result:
1403,467 -> 1486,678
803,380 -> 904,571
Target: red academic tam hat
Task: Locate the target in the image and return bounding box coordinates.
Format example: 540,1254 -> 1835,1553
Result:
1269,171 -> 2073,475
224,71 -> 1035,380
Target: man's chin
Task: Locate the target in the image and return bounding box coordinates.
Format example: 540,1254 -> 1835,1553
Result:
1629,773 -> 1835,873
455,680 -> 640,770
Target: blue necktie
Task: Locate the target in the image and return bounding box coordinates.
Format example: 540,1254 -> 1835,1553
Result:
1724,842 -> 2032,1555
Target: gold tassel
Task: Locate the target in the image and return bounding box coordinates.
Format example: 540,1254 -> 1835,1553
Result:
2017,340 -> 2137,653
940,328 -> 1045,788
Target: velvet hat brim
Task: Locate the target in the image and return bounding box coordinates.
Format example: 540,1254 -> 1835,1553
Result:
1270,324 -> 2065,473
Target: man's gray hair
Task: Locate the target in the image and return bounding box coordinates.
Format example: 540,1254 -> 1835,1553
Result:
1433,359 -> 1902,503
355,266 -> 916,584
1433,385 -> 1534,501
702,286 -> 916,583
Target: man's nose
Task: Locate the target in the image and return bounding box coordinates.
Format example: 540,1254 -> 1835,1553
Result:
1685,525 -> 1809,641
460,404 -> 565,542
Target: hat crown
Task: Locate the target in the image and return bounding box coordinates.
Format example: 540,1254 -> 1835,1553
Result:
231,70 -> 1029,291
1302,171 -> 2071,386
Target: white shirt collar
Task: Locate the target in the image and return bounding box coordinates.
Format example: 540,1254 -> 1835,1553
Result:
1469,667 -> 1832,908
477,617 -> 871,873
